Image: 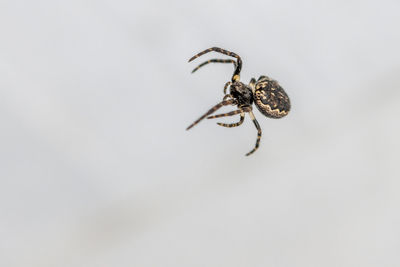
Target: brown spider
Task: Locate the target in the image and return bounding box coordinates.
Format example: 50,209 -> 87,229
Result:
186,47 -> 291,156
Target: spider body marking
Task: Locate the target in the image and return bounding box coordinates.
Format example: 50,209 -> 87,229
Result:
186,47 -> 290,156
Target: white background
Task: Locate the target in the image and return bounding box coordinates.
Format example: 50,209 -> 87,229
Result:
1,0 -> 400,266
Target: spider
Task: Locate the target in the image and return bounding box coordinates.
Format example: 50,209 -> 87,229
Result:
186,47 -> 291,156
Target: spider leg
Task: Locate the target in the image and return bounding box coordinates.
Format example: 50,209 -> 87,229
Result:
223,81 -> 232,95
207,106 -> 251,119
223,94 -> 233,101
191,59 -> 237,73
186,99 -> 235,130
216,113 -> 245,128
246,111 -> 262,156
189,47 -> 242,81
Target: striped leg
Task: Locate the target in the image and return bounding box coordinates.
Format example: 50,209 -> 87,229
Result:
191,59 -> 237,73
223,93 -> 233,101
207,106 -> 251,119
246,111 -> 262,156
223,81 -> 232,95
188,47 -> 242,81
216,113 -> 245,128
186,99 -> 235,130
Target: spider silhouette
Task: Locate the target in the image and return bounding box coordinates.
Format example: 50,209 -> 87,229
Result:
186,47 -> 290,156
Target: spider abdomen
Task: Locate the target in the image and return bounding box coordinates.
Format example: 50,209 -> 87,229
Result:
254,78 -> 290,118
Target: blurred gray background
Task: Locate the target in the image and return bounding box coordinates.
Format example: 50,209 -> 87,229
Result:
1,0 -> 400,266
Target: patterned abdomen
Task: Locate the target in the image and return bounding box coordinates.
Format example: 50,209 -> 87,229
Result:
254,78 -> 291,118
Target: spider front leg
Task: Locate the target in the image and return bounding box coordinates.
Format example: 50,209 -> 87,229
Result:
191,59 -> 237,73
189,47 -> 242,82
246,111 -> 262,156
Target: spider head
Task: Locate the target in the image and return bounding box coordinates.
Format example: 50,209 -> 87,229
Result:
229,81 -> 253,106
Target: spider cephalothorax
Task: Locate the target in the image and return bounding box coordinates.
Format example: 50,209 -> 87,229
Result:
186,47 -> 290,156
229,81 -> 253,107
